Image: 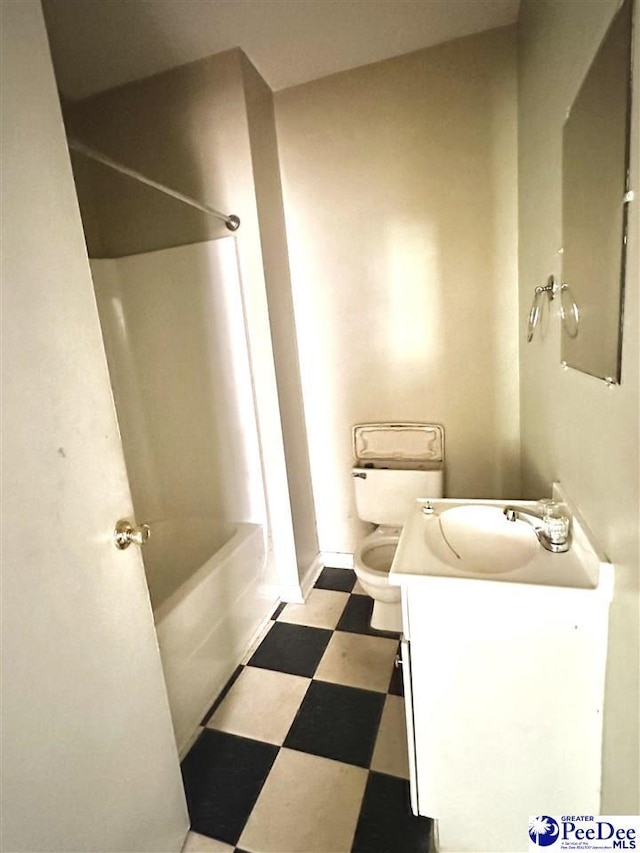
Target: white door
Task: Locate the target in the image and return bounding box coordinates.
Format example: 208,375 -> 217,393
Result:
0,3 -> 189,851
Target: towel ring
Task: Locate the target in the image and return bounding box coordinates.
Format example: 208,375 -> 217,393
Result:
527,275 -> 580,342
527,275 -> 557,342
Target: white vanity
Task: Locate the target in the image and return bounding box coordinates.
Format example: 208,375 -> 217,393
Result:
389,490 -> 613,853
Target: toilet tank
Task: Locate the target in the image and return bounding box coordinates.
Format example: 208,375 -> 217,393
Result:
352,423 -> 444,526
353,467 -> 444,526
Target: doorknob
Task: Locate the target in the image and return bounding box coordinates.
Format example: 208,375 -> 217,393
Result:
114,519 -> 151,550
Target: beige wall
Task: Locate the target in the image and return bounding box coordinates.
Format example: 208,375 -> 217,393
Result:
275,26 -> 520,554
65,50 -> 318,594
518,0 -> 639,811
241,56 -> 319,578
66,51 -> 247,257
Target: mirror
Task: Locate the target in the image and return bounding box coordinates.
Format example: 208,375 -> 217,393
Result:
561,0 -> 634,383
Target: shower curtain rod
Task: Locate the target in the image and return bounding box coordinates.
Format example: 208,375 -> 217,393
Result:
67,138 -> 240,232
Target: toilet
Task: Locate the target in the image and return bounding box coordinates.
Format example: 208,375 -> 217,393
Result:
351,423 -> 444,632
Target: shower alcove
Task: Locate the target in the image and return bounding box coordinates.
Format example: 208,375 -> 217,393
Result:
65,48 -> 319,754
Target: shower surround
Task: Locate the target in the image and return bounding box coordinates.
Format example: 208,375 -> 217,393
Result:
92,237 -> 277,752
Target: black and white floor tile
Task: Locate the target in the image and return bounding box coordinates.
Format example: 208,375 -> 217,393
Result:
180,567 -> 432,853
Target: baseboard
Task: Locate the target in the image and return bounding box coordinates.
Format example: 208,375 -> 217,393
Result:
280,553 -> 355,602
278,582 -> 305,604
299,554 -> 325,599
321,551 -> 354,570
278,554 -> 324,603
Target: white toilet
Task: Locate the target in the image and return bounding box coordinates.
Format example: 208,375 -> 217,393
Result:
351,423 -> 444,632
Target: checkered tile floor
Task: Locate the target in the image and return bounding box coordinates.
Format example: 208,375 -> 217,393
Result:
180,567 -> 432,853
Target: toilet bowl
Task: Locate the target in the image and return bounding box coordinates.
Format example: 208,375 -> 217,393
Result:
351,422 -> 445,634
354,527 -> 402,632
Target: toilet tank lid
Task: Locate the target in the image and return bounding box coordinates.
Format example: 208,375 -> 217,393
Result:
352,423 -> 444,467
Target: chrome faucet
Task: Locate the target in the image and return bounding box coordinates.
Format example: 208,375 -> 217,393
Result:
503,506 -> 571,553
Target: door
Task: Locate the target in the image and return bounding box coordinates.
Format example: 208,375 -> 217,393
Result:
0,3 -> 189,851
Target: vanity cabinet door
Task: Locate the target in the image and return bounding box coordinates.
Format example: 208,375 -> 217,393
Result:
403,579 -> 609,852
400,637 -> 420,816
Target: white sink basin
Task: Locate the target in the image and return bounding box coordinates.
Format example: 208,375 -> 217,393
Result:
424,504 -> 538,574
390,495 -> 611,592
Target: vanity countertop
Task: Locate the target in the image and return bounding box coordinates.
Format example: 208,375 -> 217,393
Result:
389,497 -> 613,597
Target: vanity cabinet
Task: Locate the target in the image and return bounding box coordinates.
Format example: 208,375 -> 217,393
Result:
398,576 -> 612,853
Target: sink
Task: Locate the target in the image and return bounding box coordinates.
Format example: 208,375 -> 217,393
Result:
424,504 -> 538,574
390,494 -> 611,592
390,490 -> 615,853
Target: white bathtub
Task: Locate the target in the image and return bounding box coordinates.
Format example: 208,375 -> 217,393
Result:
149,519 -> 270,755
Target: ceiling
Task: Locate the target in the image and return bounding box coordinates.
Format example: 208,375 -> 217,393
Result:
42,0 -> 520,100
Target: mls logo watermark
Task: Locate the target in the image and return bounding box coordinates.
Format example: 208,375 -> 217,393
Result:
529,816 -> 560,847
529,816 -> 640,851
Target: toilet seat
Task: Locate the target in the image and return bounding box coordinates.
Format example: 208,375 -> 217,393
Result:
357,530 -> 400,576
354,529 -> 401,609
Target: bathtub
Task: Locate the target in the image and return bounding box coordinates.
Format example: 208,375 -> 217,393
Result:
149,519 -> 270,755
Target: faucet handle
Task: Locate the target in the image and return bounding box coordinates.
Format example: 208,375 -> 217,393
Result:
543,510 -> 571,545
503,507 -> 518,522
536,498 -> 557,518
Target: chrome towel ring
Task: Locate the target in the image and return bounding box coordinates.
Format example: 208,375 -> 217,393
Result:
527,274 -> 579,342
527,275 -> 557,342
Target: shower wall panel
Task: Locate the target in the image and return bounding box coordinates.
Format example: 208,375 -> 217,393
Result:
91,238 -> 265,533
